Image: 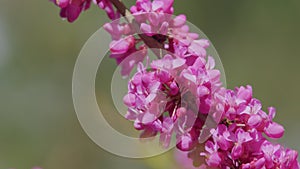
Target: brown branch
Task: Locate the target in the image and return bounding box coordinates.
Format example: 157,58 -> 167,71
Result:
108,0 -> 165,57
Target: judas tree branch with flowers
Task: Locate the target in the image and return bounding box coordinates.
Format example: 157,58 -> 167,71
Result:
50,0 -> 300,168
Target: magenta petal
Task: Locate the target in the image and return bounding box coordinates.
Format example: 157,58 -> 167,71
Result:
176,134 -> 193,151
145,93 -> 156,103
123,93 -> 136,107
188,33 -> 199,40
156,0 -> 174,12
160,132 -> 172,148
206,56 -> 216,70
237,85 -> 252,102
205,141 -> 217,154
160,117 -> 174,148
268,107 -> 276,119
140,23 -> 153,36
232,144 -> 243,159
65,4 -> 82,22
110,39 -> 130,54
254,158 -> 266,169
134,120 -> 143,130
183,73 -> 196,84
159,22 -> 169,35
103,22 -> 123,40
151,0 -> 164,11
264,122 -> 284,138
192,57 -> 206,68
208,70 -> 220,82
149,12 -> 159,26
195,39 -> 210,48
248,114 -> 262,128
197,86 -> 210,97
172,14 -> 186,27
188,42 -> 206,56
125,109 -> 137,120
206,152 -> 221,167
284,149 -> 299,169
172,58 -> 185,68
141,112 -> 157,124
170,81 -> 179,96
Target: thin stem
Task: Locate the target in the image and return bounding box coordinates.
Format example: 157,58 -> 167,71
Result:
108,0 -> 164,58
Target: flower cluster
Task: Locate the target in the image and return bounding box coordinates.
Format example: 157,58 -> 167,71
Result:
50,0 -> 118,22
51,0 -> 92,22
196,86 -> 298,168
51,0 -> 300,168
124,50 -> 220,149
103,0 -> 209,77
104,0 -> 178,77
104,22 -> 143,77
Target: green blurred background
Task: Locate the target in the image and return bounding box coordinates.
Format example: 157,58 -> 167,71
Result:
0,0 -> 300,168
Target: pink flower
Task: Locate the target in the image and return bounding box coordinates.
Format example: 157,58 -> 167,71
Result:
110,36 -> 135,55
51,0 -> 118,22
230,128 -> 253,159
210,124 -> 232,151
264,107 -> 285,139
202,141 -> 222,167
130,0 -> 174,15
104,21 -> 131,40
51,0 -> 92,22
109,36 -> 147,77
241,158 -> 265,169
94,0 -> 120,20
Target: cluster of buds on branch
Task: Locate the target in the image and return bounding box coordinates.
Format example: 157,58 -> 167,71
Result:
51,0 -> 299,168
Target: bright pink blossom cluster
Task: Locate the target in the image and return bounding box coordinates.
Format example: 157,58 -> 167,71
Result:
194,86 -> 298,168
51,0 -> 119,22
124,52 -> 220,149
51,0 -> 300,168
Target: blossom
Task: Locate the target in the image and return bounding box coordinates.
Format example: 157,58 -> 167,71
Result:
102,0 -> 214,77
109,35 -> 147,77
230,128 -> 253,159
201,141 -> 222,167
51,0 -> 300,168
51,0 -> 118,22
260,141 -> 300,169
195,84 -> 298,168
123,47 -> 222,149
130,0 -> 174,15
94,0 -> 120,20
51,0 -> 92,22
264,107 -> 285,138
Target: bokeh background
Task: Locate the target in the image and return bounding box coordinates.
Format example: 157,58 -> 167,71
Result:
0,0 -> 300,168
